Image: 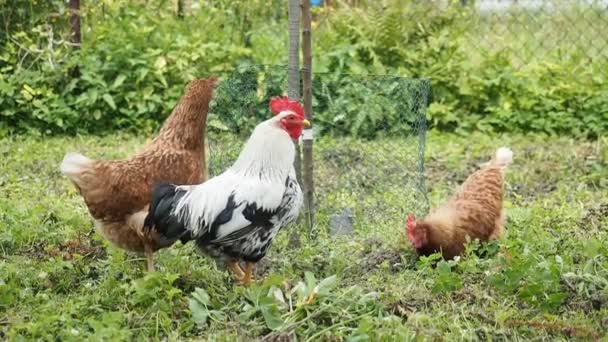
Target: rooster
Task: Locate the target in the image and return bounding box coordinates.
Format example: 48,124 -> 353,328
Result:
406,147 -> 513,260
60,76 -> 217,272
143,96 -> 310,285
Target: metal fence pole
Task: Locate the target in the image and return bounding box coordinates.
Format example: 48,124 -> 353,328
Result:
288,0 -> 302,247
288,0 -> 302,183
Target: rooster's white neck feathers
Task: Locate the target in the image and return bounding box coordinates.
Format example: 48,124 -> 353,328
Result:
173,111 -> 299,236
230,111 -> 296,181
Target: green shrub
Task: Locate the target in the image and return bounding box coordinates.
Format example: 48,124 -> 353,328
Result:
1,0 -> 606,137
314,1 -> 608,138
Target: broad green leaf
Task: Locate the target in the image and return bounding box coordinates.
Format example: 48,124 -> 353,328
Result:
189,288 -> 211,326
317,275 -> 339,294
191,287 -> 210,305
208,119 -> 230,131
260,303 -> 283,330
112,75 -> 127,89
102,94 -> 117,110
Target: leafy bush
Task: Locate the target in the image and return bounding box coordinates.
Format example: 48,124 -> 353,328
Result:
314,1 -> 608,138
0,1 -> 282,134
208,66 -> 429,139
428,52 -> 608,137
0,0 -> 606,137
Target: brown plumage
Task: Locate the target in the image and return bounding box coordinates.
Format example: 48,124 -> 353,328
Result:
406,147 -> 513,260
60,76 -> 218,271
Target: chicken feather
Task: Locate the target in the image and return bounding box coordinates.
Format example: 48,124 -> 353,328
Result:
143,105 -> 309,284
60,76 -> 217,271
407,147 -> 513,260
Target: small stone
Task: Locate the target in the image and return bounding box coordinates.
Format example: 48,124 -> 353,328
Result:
330,208 -> 354,237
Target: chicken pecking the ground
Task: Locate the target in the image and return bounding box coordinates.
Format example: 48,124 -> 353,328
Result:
60,76 -> 217,272
142,96 -> 310,285
406,147 -> 513,260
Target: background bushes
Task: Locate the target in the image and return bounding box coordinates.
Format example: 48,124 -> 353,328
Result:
0,0 -> 606,137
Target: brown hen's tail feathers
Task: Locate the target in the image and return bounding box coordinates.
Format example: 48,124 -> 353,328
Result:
490,147 -> 513,169
60,152 -> 93,185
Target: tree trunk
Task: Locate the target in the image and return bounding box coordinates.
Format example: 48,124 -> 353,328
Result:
288,0 -> 302,248
301,0 -> 315,238
69,0 -> 81,49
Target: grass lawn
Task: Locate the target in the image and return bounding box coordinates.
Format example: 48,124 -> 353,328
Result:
1,131 -> 607,341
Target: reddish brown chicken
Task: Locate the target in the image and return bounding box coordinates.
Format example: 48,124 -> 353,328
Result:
406,147 -> 513,260
60,76 -> 217,271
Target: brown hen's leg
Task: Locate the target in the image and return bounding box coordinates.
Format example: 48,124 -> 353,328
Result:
226,260 -> 245,281
145,250 -> 154,272
490,209 -> 506,240
241,262 -> 255,286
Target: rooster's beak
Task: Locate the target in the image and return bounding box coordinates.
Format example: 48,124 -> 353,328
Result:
302,119 -> 311,128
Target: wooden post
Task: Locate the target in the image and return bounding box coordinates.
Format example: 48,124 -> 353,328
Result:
288,0 -> 302,247
69,0 -> 81,78
69,0 -> 81,49
177,0 -> 185,18
301,0 -> 315,237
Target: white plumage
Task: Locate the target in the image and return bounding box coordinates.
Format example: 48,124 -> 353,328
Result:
174,121 -> 296,237
493,147 -> 513,168
60,152 -> 92,179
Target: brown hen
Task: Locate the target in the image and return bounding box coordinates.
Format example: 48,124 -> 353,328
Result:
60,76 -> 217,271
406,147 -> 513,260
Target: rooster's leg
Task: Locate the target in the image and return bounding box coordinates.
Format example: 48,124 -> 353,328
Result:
304,289 -> 317,305
240,261 -> 255,286
225,260 -> 245,281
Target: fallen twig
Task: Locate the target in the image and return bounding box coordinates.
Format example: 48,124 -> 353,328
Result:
507,319 -> 601,341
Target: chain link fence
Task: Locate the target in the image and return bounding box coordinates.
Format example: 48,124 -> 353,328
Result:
207,65 -> 430,239
458,0 -> 608,72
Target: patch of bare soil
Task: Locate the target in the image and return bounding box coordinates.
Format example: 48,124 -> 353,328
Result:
18,232 -> 106,261
358,237 -> 408,273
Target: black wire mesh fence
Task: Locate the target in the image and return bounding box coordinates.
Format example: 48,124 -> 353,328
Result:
206,65 -> 430,240
464,0 -> 607,68
311,0 -> 607,77
452,0 -> 608,73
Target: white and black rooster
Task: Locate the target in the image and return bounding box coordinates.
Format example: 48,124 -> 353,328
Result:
143,96 -> 310,285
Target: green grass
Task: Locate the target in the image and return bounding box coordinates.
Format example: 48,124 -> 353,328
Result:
1,131 -> 607,340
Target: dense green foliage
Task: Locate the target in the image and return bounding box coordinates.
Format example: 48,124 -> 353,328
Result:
209,66 -> 429,138
1,0 -> 607,137
1,132 -> 606,339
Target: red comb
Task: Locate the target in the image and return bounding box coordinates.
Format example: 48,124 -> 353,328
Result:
269,96 -> 305,119
407,213 -> 416,226
406,213 -> 416,242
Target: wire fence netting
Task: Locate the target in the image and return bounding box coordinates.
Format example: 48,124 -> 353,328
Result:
452,0 -> 607,73
206,65 -> 430,240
